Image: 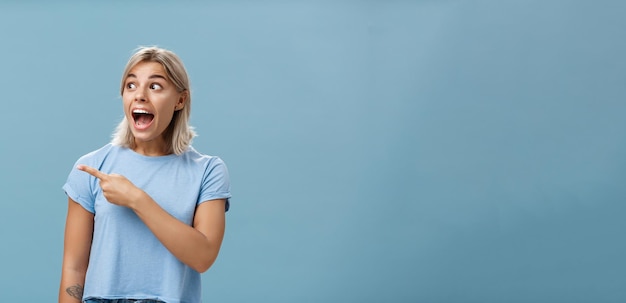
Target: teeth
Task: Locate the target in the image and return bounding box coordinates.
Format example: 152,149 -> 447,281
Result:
133,109 -> 151,114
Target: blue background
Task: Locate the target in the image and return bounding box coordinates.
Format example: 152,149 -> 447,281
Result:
1,1 -> 625,302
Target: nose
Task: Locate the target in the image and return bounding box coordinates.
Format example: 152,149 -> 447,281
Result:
134,87 -> 147,102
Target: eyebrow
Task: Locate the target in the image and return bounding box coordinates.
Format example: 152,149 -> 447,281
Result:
126,73 -> 167,80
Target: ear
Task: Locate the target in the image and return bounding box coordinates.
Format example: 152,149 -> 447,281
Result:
176,90 -> 188,111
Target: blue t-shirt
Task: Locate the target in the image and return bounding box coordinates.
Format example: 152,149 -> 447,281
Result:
63,144 -> 231,303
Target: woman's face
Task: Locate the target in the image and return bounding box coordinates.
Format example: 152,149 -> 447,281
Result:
122,61 -> 185,147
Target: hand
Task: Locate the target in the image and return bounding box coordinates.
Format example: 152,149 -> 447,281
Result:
77,165 -> 144,208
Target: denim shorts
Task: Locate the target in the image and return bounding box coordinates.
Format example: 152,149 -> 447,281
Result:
84,299 -> 165,303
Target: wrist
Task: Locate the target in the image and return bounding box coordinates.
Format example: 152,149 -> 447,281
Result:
129,189 -> 149,211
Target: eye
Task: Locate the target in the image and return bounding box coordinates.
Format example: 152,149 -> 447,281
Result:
150,83 -> 163,90
126,82 -> 136,89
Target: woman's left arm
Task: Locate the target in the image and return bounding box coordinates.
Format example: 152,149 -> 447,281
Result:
132,196 -> 226,273
77,165 -> 226,273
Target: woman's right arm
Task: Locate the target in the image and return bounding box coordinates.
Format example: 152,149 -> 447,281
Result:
59,198 -> 94,303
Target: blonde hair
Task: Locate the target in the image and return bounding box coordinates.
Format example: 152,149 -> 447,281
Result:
111,46 -> 196,155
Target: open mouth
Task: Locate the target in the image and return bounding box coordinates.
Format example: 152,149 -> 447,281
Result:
132,109 -> 154,127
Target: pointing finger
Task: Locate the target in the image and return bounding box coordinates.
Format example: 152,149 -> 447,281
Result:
77,165 -> 107,180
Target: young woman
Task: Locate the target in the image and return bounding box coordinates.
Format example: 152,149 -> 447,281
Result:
59,46 -> 231,303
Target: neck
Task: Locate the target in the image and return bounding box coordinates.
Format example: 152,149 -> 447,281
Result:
132,138 -> 170,156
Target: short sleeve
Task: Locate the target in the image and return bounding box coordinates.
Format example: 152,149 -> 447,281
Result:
198,157 -> 232,212
62,157 -> 97,214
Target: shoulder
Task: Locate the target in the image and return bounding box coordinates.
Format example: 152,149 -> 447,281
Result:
74,143 -> 119,166
183,146 -> 228,168
188,146 -> 231,209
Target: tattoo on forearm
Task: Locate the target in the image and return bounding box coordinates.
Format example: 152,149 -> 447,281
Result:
66,284 -> 84,300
